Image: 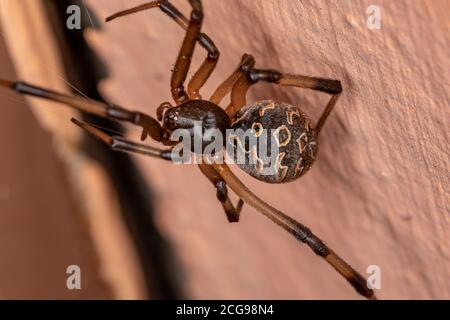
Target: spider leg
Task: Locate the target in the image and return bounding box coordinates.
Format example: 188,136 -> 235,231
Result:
107,0 -> 205,104
106,1 -> 220,101
229,68 -> 342,136
71,118 -> 172,160
211,163 -> 376,300
171,0 -> 203,104
210,53 -> 255,106
187,35 -> 219,100
198,163 -> 243,223
0,79 -> 164,142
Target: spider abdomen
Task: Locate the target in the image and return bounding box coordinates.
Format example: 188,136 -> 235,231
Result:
229,100 -> 317,183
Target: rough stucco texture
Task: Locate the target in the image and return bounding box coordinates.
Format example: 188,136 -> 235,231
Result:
84,0 -> 449,299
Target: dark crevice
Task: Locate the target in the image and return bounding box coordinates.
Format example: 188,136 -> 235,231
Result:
42,0 -> 184,299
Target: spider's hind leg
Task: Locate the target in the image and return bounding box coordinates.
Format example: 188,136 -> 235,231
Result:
213,163 -> 376,299
229,68 -> 342,135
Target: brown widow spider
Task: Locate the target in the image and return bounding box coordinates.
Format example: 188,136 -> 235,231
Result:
0,0 -> 375,299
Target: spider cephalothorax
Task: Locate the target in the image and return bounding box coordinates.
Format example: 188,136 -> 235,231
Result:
0,0 -> 375,299
160,99 -> 230,153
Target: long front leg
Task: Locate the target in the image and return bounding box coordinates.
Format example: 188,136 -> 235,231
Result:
211,163 -> 376,300
71,118 -> 173,160
0,79 -> 164,142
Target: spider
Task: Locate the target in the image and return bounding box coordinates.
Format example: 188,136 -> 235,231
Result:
0,0 -> 375,299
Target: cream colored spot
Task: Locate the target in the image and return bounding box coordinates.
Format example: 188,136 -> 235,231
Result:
252,122 -> 264,137
297,132 -> 309,153
274,152 -> 288,182
273,125 -> 292,147
250,146 -> 264,173
259,101 -> 275,117
308,141 -> 317,159
286,108 -> 301,125
294,157 -> 305,176
231,108 -> 251,126
305,121 -> 311,131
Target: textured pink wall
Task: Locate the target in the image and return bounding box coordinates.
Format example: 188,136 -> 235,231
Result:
1,0 -> 447,299
84,0 -> 449,299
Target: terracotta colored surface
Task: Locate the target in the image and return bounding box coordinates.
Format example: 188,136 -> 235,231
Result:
1,0 -> 447,300
0,1 -> 145,299
0,29 -> 111,299
84,0 -> 449,299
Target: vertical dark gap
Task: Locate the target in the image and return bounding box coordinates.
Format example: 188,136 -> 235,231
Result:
42,0 -> 184,299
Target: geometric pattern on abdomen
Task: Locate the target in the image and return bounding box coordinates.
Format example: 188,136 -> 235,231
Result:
229,100 -> 318,183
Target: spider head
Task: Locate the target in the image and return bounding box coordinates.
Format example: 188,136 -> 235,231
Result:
161,100 -> 230,153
